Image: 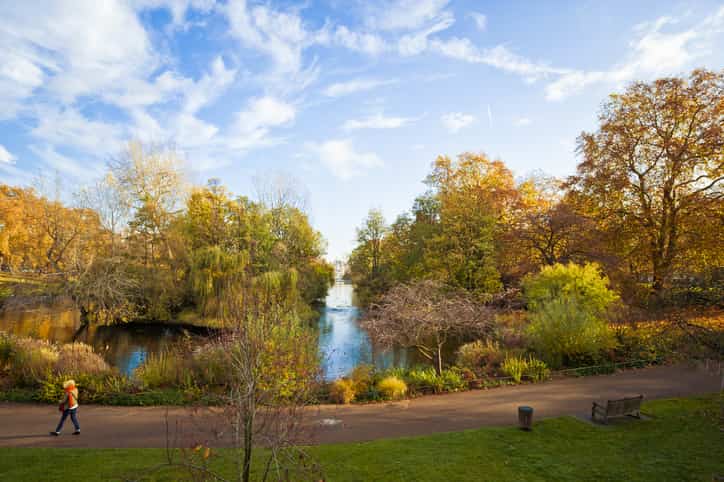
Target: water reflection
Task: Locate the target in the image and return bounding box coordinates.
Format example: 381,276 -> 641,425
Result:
317,283 -> 414,380
0,300 -> 209,376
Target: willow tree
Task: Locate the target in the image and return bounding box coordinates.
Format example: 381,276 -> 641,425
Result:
573,69 -> 723,293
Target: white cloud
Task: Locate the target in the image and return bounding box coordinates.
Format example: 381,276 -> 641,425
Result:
333,26 -> 388,56
236,96 -> 296,130
324,78 -> 398,97
342,114 -> 415,130
398,16 -> 454,56
0,0 -> 162,119
307,139 -> 383,180
0,145 -> 16,164
441,112 -> 475,133
182,56 -> 237,114
366,0 -> 452,31
469,12 -> 487,31
31,106 -> 124,154
225,0 -> 325,84
227,96 -> 296,150
515,117 -> 531,126
545,7 -> 724,100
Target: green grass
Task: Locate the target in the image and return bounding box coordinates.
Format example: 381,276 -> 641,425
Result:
0,395 -> 722,481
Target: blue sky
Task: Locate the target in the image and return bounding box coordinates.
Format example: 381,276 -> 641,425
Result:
1,0 -> 723,260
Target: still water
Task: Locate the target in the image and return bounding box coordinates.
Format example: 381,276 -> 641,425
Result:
0,283 -> 416,379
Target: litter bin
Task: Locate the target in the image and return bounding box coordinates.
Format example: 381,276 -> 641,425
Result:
518,406 -> 533,431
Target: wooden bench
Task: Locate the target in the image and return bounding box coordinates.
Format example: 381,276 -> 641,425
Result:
591,395 -> 643,424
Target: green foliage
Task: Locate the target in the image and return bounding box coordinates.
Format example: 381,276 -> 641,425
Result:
522,262 -> 619,315
403,367 -> 466,394
329,378 -> 355,404
501,356 -> 527,383
524,356 -> 550,382
527,296 -> 617,368
377,376 -> 407,400
349,154 -> 518,303
523,263 -> 619,368
349,364 -> 374,396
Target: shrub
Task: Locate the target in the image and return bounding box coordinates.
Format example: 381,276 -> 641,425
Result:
522,262 -> 619,315
329,378 -> 355,404
192,343 -> 231,386
377,376 -> 407,400
524,356 -> 550,382
523,263 -> 619,368
9,337 -> 58,385
527,297 -> 617,368
56,342 -> 111,377
455,339 -> 505,377
349,364 -> 373,396
135,351 -> 187,389
439,369 -> 466,392
405,367 -> 444,393
501,355 -> 527,383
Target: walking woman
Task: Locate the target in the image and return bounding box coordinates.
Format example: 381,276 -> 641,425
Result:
50,379 -> 80,436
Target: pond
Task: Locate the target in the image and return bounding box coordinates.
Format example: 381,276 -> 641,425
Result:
0,283 -> 421,380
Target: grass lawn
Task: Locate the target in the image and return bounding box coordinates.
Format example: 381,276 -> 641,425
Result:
0,395 -> 721,481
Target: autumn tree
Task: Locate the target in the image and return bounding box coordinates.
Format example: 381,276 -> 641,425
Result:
504,175 -> 595,280
425,153 -> 517,295
110,141 -> 187,267
573,69 -> 723,293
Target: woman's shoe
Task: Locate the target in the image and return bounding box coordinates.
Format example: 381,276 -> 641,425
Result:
73,430 -> 80,435
49,431 -> 60,436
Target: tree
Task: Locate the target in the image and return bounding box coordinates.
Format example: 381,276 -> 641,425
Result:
425,153 -> 516,295
76,173 -> 129,256
573,69 -> 723,293
509,176 -> 594,269
355,209 -> 388,276
253,170 -> 309,213
361,280 -> 493,374
110,141 -> 187,267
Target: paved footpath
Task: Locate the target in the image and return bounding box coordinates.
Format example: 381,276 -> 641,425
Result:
0,363 -> 720,448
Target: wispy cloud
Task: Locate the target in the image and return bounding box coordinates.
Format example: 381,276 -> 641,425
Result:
515,117 -> 531,126
487,105 -> 493,128
365,0 -> 452,32
469,12 -> 487,31
430,39 -> 569,82
324,78 -> 398,97
545,6 -> 724,100
441,112 -> 475,133
342,113 -> 416,131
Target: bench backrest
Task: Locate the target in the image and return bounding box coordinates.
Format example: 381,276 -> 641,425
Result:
606,395 -> 643,415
